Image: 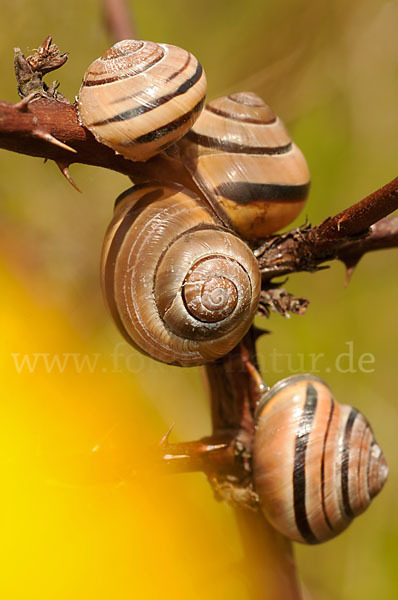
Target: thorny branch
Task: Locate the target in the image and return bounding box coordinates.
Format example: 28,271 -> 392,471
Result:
2,34 -> 397,423
3,45 -> 398,274
1,33 -> 397,402
310,177 -> 398,243
2,85 -> 397,276
255,207 -> 398,282
2,29 -> 395,600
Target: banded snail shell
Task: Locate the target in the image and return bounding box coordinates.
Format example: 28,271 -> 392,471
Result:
253,374 -> 388,544
101,182 -> 261,366
178,92 -> 310,240
78,40 -> 207,162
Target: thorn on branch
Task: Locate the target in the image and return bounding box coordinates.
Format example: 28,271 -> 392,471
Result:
159,423 -> 175,447
251,325 -> 271,343
343,263 -> 358,286
13,91 -> 40,112
55,160 -> 82,193
245,360 -> 268,397
339,255 -> 361,286
32,129 -> 76,153
336,215 -> 398,285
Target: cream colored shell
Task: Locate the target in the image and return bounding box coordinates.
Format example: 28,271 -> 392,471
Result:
101,183 -> 261,366
78,40 -> 207,161
178,92 -> 310,240
253,375 -> 388,544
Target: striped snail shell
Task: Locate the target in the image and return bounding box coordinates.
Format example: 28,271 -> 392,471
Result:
77,40 -> 207,162
101,182 -> 261,366
178,92 -> 310,240
253,374 -> 388,544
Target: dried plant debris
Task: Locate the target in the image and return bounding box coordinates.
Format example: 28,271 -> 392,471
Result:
14,35 -> 69,101
258,287 -> 309,318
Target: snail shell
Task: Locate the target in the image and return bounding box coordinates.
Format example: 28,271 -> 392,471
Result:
253,374 -> 388,544
78,40 -> 207,161
101,182 -> 261,366
178,92 -> 310,240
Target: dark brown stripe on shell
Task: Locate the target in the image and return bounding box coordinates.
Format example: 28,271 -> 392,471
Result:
367,441 -> 378,499
212,182 -> 310,204
321,398 -> 335,531
185,130 -> 291,155
90,61 -> 203,127
357,420 -> 370,488
131,97 -> 205,145
341,408 -> 358,519
166,51 -> 191,82
205,104 -> 277,125
293,383 -> 319,544
81,52 -> 165,87
109,53 -> 191,105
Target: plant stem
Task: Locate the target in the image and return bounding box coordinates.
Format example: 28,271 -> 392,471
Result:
310,176 -> 398,244
102,0 -> 139,42
203,329 -> 303,600
159,436 -> 237,475
235,509 -> 302,600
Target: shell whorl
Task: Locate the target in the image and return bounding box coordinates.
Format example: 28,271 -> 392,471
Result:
101,183 -> 261,366
78,40 -> 207,162
253,374 -> 388,544
178,91 -> 310,240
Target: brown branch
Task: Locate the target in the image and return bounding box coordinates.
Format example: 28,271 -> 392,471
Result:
1,93 -> 396,275
3,33 -> 398,267
235,510 -> 302,600
205,329 -> 266,434
0,98 -> 202,191
201,328 -> 302,599
2,35 -> 202,192
337,215 -> 398,261
257,206 -> 398,281
158,436 -> 238,475
309,176 -> 398,245
102,0 -> 139,43
3,35 -> 396,600
335,215 -> 398,282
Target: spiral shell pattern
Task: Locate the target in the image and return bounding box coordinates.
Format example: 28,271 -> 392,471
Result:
78,40 -> 207,161
101,183 -> 261,366
178,91 -> 310,240
253,375 -> 388,544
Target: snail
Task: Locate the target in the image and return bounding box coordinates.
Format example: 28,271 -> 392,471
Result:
101,182 -> 261,366
79,40 -> 388,549
78,39 -> 309,240
253,374 -> 388,544
178,91 -> 311,240
86,40 -> 310,364
77,39 -> 207,161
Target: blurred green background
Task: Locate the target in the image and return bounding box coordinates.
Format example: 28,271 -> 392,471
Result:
0,0 -> 397,598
